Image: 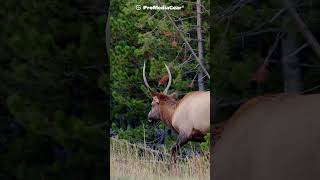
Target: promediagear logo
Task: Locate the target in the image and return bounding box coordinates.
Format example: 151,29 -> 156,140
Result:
136,4 -> 184,11
136,5 -> 142,10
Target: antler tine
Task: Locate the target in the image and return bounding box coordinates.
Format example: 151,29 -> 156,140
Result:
143,61 -> 151,90
163,63 -> 172,94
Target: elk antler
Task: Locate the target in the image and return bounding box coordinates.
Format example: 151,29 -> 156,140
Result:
143,61 -> 151,90
143,61 -> 172,94
163,63 -> 172,94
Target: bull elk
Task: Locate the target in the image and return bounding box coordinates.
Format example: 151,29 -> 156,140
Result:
143,61 -> 210,163
213,93 -> 320,180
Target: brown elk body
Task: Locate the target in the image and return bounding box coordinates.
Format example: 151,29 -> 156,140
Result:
213,93 -> 320,180
143,61 -> 210,163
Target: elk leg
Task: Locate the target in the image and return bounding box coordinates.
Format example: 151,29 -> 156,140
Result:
191,128 -> 205,142
171,132 -> 189,163
192,134 -> 205,142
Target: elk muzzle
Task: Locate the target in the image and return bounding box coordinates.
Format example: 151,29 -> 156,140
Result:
148,111 -> 159,122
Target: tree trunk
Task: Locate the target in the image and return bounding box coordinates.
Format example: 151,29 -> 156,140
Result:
196,0 -> 205,91
106,15 -> 110,57
281,21 -> 303,93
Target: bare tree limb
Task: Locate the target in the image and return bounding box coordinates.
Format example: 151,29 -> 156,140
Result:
214,0 -> 250,23
239,8 -> 285,38
218,18 -> 230,49
156,0 -> 210,79
283,0 -> 320,59
238,28 -> 284,38
236,2 -> 304,39
263,32 -> 284,65
286,42 -> 308,58
302,84 -> 320,94
300,63 -> 320,68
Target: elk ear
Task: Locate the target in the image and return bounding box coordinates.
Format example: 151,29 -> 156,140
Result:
153,96 -> 160,103
169,92 -> 178,99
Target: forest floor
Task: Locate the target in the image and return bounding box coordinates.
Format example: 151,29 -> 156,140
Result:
110,138 -> 209,180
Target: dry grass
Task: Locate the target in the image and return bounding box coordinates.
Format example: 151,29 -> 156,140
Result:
110,138 -> 210,180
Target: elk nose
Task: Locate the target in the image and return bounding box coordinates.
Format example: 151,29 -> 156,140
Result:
147,112 -> 152,122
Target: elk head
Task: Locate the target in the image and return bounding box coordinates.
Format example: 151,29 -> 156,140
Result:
143,61 -> 177,123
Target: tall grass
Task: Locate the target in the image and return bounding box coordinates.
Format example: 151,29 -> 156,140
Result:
110,138 -> 209,180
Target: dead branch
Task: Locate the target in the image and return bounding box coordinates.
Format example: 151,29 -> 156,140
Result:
238,28 -> 284,38
156,0 -> 210,79
286,42 -> 308,58
263,32 -> 284,65
214,0 -> 250,23
283,0 -> 320,59
302,84 -> 320,94
238,8 -> 285,38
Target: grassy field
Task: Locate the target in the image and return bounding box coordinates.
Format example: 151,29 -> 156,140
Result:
110,138 -> 210,180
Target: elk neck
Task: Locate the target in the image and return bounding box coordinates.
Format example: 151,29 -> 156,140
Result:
159,99 -> 178,131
